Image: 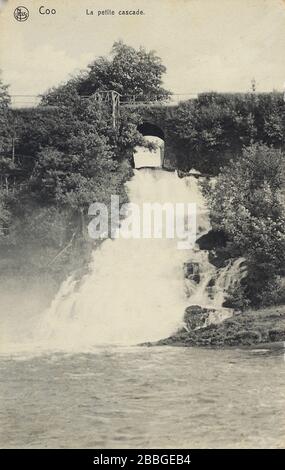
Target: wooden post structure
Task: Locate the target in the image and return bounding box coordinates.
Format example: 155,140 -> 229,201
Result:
11,137 -> 15,162
111,91 -> 120,129
93,90 -> 121,129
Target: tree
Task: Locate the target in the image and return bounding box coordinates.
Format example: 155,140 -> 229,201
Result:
76,41 -> 171,101
0,74 -> 12,242
1,44 -> 168,277
0,73 -> 12,155
170,92 -> 285,174
28,96 -> 132,208
0,189 -> 10,241
209,143 -> 285,307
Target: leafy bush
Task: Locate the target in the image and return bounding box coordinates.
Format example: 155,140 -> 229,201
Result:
169,92 -> 285,173
208,143 -> 285,307
0,44 -> 168,280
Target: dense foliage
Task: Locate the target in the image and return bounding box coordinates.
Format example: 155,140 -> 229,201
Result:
0,74 -> 12,154
0,75 -> 13,243
0,42 -> 169,278
208,143 -> 285,308
42,41 -> 171,104
168,92 -> 285,173
78,41 -> 171,101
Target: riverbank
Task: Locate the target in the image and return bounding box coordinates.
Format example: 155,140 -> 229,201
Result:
153,305 -> 285,348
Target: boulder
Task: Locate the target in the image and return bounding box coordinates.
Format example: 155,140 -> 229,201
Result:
183,262 -> 200,283
196,230 -> 228,251
184,305 -> 215,330
184,305 -> 232,330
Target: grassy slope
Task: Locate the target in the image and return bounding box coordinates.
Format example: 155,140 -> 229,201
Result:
156,305 -> 285,348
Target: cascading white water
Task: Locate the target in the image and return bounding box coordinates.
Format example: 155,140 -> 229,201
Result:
39,170 -> 205,348
36,168 -> 245,351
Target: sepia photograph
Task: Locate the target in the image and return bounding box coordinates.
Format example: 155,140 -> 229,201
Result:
0,0 -> 285,454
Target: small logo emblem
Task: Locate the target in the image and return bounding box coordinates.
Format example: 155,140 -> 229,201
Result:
14,6 -> 29,22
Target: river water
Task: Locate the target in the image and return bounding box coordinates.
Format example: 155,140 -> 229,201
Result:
1,347 -> 285,448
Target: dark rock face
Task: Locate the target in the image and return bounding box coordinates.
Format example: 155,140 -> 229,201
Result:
183,262 -> 200,283
208,249 -> 231,269
184,305 -> 218,330
196,230 -> 231,269
196,230 -> 228,251
222,298 -> 234,308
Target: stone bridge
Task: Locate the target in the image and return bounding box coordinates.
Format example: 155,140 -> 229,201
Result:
128,103 -> 179,169
10,92 -> 189,170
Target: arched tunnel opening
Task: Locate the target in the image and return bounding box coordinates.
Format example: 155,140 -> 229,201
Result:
137,122 -> 165,140
134,122 -> 165,169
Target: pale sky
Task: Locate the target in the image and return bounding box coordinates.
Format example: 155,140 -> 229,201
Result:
0,0 -> 285,97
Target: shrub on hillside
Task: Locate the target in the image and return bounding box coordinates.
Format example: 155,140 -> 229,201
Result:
208,143 -> 285,308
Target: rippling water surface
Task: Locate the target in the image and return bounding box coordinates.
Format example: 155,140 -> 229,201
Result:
1,347 -> 284,448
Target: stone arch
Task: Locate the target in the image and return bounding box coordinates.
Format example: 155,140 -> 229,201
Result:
137,122 -> 165,140
134,122 -> 165,169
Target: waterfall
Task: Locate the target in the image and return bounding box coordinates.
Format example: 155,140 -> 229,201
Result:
36,168 -> 245,350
